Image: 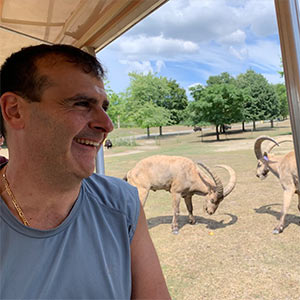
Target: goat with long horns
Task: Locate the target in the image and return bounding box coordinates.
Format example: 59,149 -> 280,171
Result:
254,135 -> 299,234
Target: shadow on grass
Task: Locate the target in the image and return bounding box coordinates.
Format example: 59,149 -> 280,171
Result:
190,136 -> 249,143
191,126 -> 292,143
137,131 -> 192,141
147,213 -> 238,232
137,125 -> 291,144
254,203 -> 300,230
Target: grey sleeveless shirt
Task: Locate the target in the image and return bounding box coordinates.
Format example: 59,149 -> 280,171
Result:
0,174 -> 140,299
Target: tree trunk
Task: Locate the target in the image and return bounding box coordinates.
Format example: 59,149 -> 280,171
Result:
242,121 -> 245,131
147,127 -> 150,138
216,125 -> 220,141
221,124 -> 225,133
252,120 -> 256,131
270,120 -> 274,128
159,126 -> 162,136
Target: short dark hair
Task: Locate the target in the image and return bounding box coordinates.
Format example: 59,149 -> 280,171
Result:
0,44 -> 106,137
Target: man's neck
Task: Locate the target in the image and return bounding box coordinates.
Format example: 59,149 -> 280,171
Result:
0,162 -> 83,230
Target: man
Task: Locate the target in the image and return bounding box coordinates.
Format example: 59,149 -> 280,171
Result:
0,44 -> 171,299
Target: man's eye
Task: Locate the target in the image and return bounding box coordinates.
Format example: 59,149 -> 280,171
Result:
75,101 -> 90,107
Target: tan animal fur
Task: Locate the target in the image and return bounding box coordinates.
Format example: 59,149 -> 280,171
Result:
254,136 -> 299,234
125,155 -> 236,234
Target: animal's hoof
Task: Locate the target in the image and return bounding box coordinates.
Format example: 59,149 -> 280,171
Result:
189,219 -> 196,225
273,227 -> 283,234
172,229 -> 179,235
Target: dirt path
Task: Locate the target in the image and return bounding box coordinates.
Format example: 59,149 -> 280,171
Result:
104,150 -> 144,157
104,144 -> 159,157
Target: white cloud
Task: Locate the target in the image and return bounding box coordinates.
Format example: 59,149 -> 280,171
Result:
188,82 -> 203,89
117,34 -> 199,59
247,40 -> 282,71
218,29 -> 246,45
124,0 -> 278,42
119,60 -> 153,74
240,0 -> 278,37
126,0 -> 241,44
123,0 -> 279,48
228,46 -> 248,61
98,0 -> 282,93
118,59 -> 166,76
109,0 -> 281,66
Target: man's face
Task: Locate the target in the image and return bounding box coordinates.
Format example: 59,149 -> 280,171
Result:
23,59 -> 114,180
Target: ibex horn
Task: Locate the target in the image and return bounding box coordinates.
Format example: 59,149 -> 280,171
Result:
265,138 -> 293,153
254,136 -> 279,160
197,161 -> 224,200
215,165 -> 236,198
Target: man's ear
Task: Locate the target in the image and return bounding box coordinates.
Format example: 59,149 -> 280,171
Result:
0,92 -> 25,130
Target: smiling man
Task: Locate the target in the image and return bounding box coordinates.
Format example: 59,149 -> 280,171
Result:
0,44 -> 170,300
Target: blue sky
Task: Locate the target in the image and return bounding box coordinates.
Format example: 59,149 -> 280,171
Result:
97,0 -> 284,96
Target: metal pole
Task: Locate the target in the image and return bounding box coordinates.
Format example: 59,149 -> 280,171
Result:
274,0 -> 300,187
96,146 -> 105,175
81,46 -> 106,175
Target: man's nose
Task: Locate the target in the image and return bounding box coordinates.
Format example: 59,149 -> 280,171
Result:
89,108 -> 114,133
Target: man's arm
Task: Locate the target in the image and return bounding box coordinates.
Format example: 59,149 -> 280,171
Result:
130,203 -> 171,300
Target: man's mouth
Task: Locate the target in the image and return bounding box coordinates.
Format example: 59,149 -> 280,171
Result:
75,138 -> 100,147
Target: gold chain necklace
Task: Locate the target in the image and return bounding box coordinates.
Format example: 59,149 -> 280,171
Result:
2,166 -> 30,226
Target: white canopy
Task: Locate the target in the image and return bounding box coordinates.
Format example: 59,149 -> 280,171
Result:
0,0 -> 168,64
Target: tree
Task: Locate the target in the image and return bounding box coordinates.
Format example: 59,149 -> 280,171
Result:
165,79 -> 188,123
127,72 -> 170,106
105,83 -> 127,128
129,102 -> 172,137
186,84 -> 205,126
264,84 -> 281,128
188,83 -> 244,140
206,72 -> 235,86
125,72 -> 186,134
236,70 -> 280,130
274,83 -> 289,119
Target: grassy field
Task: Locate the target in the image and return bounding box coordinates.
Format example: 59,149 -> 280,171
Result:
105,119 -> 299,300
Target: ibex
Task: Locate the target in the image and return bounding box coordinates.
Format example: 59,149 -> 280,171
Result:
254,136 -> 299,234
124,155 -> 236,234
